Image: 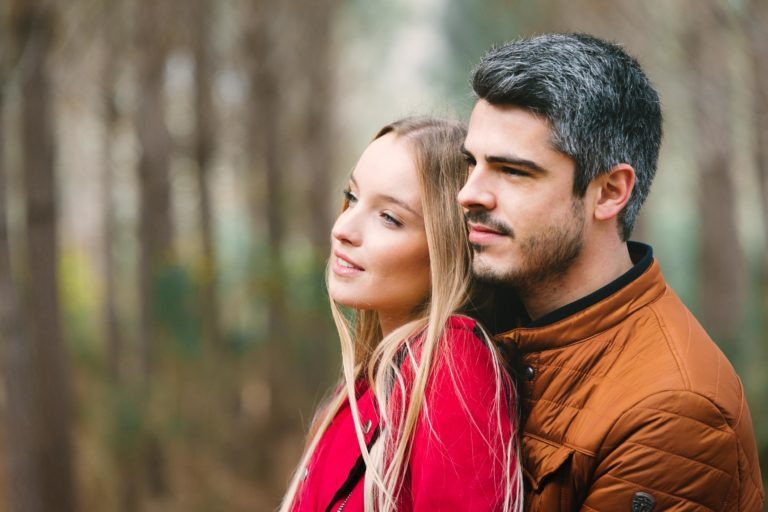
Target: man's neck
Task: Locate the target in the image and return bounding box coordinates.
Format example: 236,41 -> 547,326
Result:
523,241 -> 633,321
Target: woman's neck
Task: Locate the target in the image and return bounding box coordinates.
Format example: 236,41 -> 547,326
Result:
378,311 -> 413,338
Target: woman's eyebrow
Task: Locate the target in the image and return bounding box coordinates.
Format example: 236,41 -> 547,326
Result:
350,174 -> 421,217
375,193 -> 421,217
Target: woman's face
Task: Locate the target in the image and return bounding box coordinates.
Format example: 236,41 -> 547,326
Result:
329,133 -> 431,335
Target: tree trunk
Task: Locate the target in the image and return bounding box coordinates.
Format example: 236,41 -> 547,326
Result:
192,0 -> 222,350
102,0 -> 123,384
0,13 -> 28,512
100,2 -> 143,510
746,0 -> 768,324
298,0 -> 337,255
244,0 -> 292,493
4,2 -> 78,511
293,0 -> 339,395
135,0 -> 174,501
686,1 -> 745,359
136,0 -> 174,387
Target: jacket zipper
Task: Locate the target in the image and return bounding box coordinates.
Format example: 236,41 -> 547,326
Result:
326,428 -> 379,512
336,493 -> 351,512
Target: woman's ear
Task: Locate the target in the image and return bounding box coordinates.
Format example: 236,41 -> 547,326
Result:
593,164 -> 635,221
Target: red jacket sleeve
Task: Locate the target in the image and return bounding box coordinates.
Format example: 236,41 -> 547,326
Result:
405,321 -> 517,510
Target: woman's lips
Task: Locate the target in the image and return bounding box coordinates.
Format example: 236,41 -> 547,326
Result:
467,223 -> 505,244
332,251 -> 364,276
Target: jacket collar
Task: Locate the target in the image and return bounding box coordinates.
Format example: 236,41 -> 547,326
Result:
496,242 -> 665,352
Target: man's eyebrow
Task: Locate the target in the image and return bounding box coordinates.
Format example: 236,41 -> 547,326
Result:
486,154 -> 549,175
461,145 -> 549,175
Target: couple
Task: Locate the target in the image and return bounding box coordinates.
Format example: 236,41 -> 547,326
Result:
282,34 -> 764,511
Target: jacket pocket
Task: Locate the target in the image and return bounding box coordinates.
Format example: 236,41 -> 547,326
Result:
522,435 -> 575,511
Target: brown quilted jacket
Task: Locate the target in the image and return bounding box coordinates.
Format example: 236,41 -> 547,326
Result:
496,243 -> 764,511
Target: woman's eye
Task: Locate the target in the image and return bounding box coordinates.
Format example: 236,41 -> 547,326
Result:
381,212 -> 402,227
343,189 -> 357,204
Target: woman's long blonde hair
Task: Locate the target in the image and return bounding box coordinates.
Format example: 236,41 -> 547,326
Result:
280,117 -> 522,512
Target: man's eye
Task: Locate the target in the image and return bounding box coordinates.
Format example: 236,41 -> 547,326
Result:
501,167 -> 529,177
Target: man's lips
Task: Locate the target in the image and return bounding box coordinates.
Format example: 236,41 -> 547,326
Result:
467,222 -> 506,244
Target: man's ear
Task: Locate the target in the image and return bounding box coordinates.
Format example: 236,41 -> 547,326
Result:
593,164 -> 635,221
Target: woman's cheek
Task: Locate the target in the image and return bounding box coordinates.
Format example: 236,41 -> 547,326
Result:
389,238 -> 431,308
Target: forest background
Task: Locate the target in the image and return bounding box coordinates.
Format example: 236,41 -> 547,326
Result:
0,0 -> 766,510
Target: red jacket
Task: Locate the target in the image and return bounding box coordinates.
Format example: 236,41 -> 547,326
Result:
291,316 -> 518,511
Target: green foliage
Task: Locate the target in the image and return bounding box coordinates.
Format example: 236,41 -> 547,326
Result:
60,248 -> 102,362
153,263 -> 202,358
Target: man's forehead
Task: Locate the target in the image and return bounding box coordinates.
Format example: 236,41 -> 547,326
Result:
465,101 -> 554,153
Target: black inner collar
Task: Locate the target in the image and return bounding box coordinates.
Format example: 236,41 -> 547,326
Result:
524,241 -> 653,328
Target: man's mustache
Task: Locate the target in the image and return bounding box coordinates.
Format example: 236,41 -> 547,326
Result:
464,211 -> 514,238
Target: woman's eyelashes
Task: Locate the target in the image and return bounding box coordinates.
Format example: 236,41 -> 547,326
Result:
380,212 -> 403,227
344,188 -> 405,228
343,188 -> 358,205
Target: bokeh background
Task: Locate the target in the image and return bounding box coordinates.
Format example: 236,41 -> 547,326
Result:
0,0 -> 766,510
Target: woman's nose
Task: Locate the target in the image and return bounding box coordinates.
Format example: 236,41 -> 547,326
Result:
331,209 -> 361,246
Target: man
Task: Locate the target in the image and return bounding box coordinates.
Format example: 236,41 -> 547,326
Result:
459,33 -> 764,511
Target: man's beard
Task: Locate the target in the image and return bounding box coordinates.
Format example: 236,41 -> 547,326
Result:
470,198 -> 585,296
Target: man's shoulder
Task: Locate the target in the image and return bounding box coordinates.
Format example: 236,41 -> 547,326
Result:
626,286 -> 739,390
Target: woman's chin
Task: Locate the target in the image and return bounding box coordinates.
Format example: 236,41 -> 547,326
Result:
329,290 -> 363,310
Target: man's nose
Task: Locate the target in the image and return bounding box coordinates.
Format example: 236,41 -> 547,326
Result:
458,166 -> 496,211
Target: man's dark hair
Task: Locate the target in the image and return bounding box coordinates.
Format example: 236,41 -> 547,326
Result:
472,33 -> 662,240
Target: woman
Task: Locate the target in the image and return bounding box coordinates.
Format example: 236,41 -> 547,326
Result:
280,117 -> 522,511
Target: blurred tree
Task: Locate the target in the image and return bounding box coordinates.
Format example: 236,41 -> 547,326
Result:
243,0 -> 291,491
0,6 -> 28,511
134,0 -> 176,503
99,2 -> 140,510
101,0 -> 124,386
136,0 -> 174,386
744,0 -> 768,479
242,0 -> 342,500
192,0 -> 223,350
3,1 -> 78,510
438,0 -> 529,115
685,0 -> 746,360
296,0 -> 338,256
746,0 -> 768,317
292,0 -> 340,402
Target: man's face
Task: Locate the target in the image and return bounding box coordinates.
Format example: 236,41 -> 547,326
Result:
458,100 -> 586,294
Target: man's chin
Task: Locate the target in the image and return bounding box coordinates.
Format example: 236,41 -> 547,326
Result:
471,258 -> 518,287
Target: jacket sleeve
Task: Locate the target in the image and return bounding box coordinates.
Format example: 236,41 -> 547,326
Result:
582,390 -> 763,511
405,325 -> 517,511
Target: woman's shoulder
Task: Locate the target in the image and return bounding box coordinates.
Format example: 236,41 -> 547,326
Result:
444,314 -> 478,333
442,314 -> 488,353
437,315 -> 501,375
